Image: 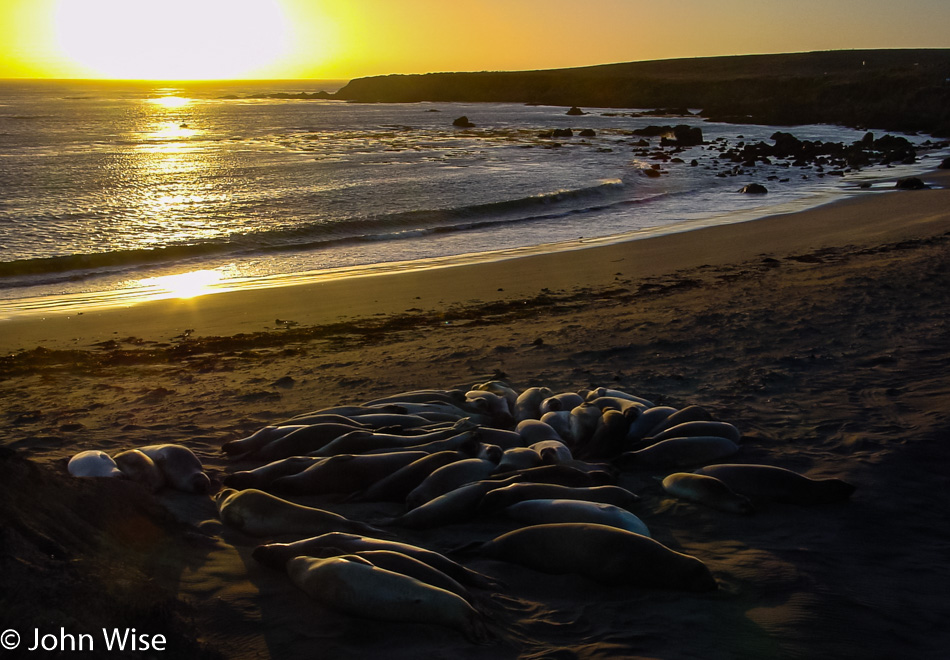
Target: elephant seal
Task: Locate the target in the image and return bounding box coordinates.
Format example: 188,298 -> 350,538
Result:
471,427 -> 525,450
626,406 -> 677,441
470,523 -> 716,591
529,439 -> 573,464
504,499 -> 651,537
539,411 -> 573,443
489,464 -> 614,488
113,449 -> 165,492
388,476 -> 520,529
271,451 -> 427,496
351,451 -> 467,502
495,447 -> 543,473
642,405 -> 712,438
516,419 -> 562,444
67,450 -> 124,478
286,556 -> 488,642
569,403 -> 605,446
319,549 -> 470,601
213,488 -> 383,537
642,421 -> 742,446
576,409 -> 629,460
310,422 -> 475,457
616,436 -> 739,470
583,387 -> 654,408
405,458 -> 498,509
479,483 -> 640,513
513,386 -> 553,422
661,473 -> 753,514
223,456 -> 323,490
138,444 -> 210,493
221,425 -> 307,457
248,423 -> 365,462
252,531 -> 495,588
540,392 -> 584,414
471,380 -> 519,412
694,464 -> 855,505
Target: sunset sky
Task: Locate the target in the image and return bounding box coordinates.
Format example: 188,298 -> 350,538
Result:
2,0 -> 950,81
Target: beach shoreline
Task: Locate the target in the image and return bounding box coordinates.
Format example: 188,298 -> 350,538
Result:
2,170 -> 949,355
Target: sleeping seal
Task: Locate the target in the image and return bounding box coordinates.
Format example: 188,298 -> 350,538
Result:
213,488 -> 382,537
470,523 -> 716,591
286,556 -> 488,642
694,464 -> 855,505
67,450 -> 124,479
271,451 -> 427,496
113,449 -> 165,492
616,436 -> 739,469
315,549 -> 471,601
252,531 -> 495,588
405,458 -> 498,509
138,444 -> 210,493
504,499 -> 651,536
661,473 -> 754,514
479,483 -> 640,513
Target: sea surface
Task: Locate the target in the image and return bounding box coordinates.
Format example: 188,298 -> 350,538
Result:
0,79 -> 944,319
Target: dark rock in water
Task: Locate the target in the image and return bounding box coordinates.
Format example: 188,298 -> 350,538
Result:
690,159 -> 698,166
552,128 -> 574,138
641,168 -> 662,178
636,124 -> 703,147
738,183 -> 768,194
939,157 -> 950,169
578,128 -> 596,137
895,177 -> 929,190
452,116 -> 475,128
566,106 -> 585,116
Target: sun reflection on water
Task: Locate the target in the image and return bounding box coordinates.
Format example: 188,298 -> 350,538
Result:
139,270 -> 223,299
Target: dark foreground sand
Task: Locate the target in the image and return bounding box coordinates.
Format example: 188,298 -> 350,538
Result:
2,172 -> 950,659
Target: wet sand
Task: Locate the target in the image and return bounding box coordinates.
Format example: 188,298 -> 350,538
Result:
2,171 -> 950,659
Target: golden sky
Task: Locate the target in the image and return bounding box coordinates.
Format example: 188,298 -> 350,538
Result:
2,0 -> 949,81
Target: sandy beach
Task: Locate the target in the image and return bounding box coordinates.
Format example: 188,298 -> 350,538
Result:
3,170 -> 950,659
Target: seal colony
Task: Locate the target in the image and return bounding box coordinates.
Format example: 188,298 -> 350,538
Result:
66,380 -> 855,643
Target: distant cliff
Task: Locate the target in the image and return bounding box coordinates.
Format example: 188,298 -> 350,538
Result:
335,49 -> 950,136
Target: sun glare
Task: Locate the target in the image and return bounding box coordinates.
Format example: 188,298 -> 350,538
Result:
54,0 -> 290,80
140,270 -> 223,299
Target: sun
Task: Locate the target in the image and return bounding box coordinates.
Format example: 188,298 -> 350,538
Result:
54,0 -> 290,80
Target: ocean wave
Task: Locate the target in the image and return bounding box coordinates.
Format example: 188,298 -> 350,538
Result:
0,179 -> 637,282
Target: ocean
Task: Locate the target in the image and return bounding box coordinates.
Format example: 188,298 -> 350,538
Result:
0,79 -> 944,319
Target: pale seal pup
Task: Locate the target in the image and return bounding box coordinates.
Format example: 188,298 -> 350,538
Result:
138,444 -> 210,493
504,499 -> 651,536
286,556 -> 488,642
661,473 -> 754,514
270,451 -> 428,496
252,531 -> 495,588
479,483 -> 640,513
405,458 -> 499,509
694,464 -> 856,505
470,523 -> 716,591
213,488 -> 382,537
616,436 -> 739,470
113,449 -> 165,492
67,450 -> 124,479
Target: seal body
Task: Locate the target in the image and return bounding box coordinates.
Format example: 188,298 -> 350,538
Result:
286,556 -> 487,641
223,456 -> 323,490
113,449 -> 165,492
271,451 -> 427,496
67,450 -> 124,478
252,531 -> 493,588
694,464 -> 855,505
405,458 -> 498,509
353,451 -> 466,502
138,444 -> 210,493
504,499 -> 651,536
477,523 -> 716,591
479,483 -> 640,513
662,473 -> 753,514
617,436 -> 739,469
214,488 -> 381,537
